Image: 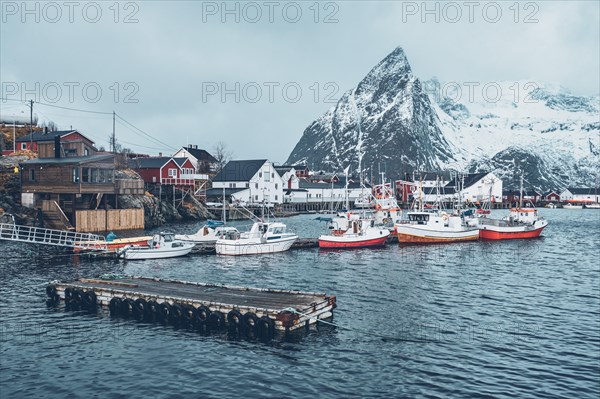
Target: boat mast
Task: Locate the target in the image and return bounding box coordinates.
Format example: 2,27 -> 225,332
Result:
418,176 -> 423,212
345,165 -> 350,211
330,180 -> 334,214
222,186 -> 226,223
519,174 -> 524,209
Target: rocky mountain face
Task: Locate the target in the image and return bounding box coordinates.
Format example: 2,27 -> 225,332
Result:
432,79 -> 600,190
286,47 -> 455,178
287,47 -> 600,191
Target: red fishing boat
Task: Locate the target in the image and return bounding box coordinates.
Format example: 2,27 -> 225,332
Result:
477,176 -> 548,240
478,208 -> 547,240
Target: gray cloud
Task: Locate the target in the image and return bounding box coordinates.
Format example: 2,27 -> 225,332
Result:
1,1 -> 598,161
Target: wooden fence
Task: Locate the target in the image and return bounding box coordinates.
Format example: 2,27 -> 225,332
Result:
76,209 -> 144,232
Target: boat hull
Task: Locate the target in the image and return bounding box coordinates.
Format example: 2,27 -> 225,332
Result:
318,232 -> 389,249
122,245 -> 194,260
215,236 -> 297,256
396,225 -> 479,244
479,225 -> 546,240
75,236 -> 152,252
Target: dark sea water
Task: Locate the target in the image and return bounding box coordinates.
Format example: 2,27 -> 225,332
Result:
1,209 -> 599,398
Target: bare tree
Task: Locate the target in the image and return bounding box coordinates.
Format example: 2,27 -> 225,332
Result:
40,121 -> 58,131
213,141 -> 232,173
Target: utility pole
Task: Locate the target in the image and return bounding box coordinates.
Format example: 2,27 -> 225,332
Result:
112,111 -> 116,153
29,100 -> 33,147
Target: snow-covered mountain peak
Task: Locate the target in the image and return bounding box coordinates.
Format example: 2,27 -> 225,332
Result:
287,47 -> 599,190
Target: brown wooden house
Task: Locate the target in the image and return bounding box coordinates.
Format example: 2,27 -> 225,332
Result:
19,133 -> 144,231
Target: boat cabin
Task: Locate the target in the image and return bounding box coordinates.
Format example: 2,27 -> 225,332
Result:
407,212 -> 431,224
509,208 -> 538,224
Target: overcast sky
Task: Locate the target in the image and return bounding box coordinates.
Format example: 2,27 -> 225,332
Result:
1,1 -> 598,162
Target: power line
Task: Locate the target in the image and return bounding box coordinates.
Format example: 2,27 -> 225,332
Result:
1,97 -> 177,153
115,114 -> 177,151
35,101 -> 113,115
114,118 -> 172,150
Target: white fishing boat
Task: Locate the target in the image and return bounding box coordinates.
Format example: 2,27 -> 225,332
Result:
396,211 -> 479,243
563,203 -> 583,209
585,203 -> 600,209
118,233 -> 195,260
215,221 -> 298,256
395,175 -> 479,244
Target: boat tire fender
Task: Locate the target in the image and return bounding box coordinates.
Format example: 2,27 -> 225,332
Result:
158,302 -> 172,321
121,298 -> 135,317
227,310 -> 243,330
257,316 -> 275,339
146,300 -> 159,318
195,305 -> 211,324
208,310 -> 225,330
109,297 -> 122,315
83,291 -> 97,309
133,298 -> 147,316
242,312 -> 259,332
46,285 -> 57,298
181,305 -> 196,326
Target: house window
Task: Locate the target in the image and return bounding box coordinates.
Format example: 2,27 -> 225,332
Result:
91,168 -> 99,183
152,176 -> 157,183
82,168 -> 90,183
308,194 -> 312,198
72,168 -> 80,183
255,183 -> 258,189
259,172 -> 262,178
29,169 -> 35,181
84,148 -> 89,156
264,195 -> 270,202
245,183 -> 249,188
275,183 -> 278,189
264,170 -> 270,182
21,143 -> 26,150
255,195 -> 259,200
168,168 -> 177,177
275,195 -> 278,201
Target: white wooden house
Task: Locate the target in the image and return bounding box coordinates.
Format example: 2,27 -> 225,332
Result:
211,159 -> 284,204
442,172 -> 503,203
560,188 -> 600,203
172,145 -> 218,173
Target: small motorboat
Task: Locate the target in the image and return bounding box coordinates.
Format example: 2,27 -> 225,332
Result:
584,203 -> 600,209
563,202 -> 583,209
215,221 -> 298,256
318,214 -> 390,249
175,225 -> 239,246
545,203 -> 557,208
118,233 -> 195,260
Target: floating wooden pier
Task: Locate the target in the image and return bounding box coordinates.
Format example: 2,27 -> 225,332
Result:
46,276 -> 336,337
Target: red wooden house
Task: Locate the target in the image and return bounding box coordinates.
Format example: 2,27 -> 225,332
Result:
130,157 -> 196,186
395,179 -> 415,203
544,191 -> 560,202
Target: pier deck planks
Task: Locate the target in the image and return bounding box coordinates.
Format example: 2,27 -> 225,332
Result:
75,277 -> 327,310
